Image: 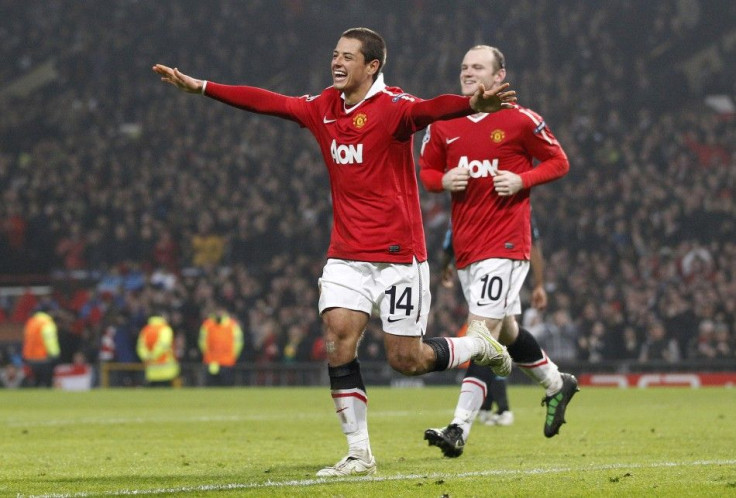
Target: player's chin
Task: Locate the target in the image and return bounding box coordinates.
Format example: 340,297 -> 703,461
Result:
461,85 -> 478,96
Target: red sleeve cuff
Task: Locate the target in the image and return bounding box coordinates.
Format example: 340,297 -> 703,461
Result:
420,169 -> 445,192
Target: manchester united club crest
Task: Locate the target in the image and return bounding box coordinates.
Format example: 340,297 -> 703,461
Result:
353,113 -> 368,129
490,129 -> 505,143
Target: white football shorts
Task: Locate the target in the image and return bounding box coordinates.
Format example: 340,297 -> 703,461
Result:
457,258 -> 530,319
318,258 -> 430,337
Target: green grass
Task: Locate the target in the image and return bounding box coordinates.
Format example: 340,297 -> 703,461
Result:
1,386 -> 734,497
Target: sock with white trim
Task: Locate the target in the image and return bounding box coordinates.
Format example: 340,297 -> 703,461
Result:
425,336 -> 481,371
451,375 -> 487,439
509,327 -> 562,395
328,358 -> 371,459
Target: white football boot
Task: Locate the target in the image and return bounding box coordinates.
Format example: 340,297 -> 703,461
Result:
316,454 -> 377,477
466,320 -> 512,377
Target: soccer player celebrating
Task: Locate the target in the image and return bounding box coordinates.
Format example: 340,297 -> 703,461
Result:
153,28 -> 517,476
419,45 -> 578,458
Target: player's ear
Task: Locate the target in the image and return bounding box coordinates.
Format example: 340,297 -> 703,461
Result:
367,59 -> 380,76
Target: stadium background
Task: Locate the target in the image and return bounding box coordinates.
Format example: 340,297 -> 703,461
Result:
0,0 -> 734,387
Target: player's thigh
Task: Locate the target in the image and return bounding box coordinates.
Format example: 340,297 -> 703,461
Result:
318,259 -> 374,317
459,259 -> 530,320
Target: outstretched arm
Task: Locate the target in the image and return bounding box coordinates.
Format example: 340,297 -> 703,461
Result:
403,83 -> 517,138
153,64 -> 298,120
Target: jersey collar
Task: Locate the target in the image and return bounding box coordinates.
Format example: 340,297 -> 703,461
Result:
467,112 -> 489,123
341,73 -> 386,113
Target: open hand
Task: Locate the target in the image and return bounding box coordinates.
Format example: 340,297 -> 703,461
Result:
152,64 -> 204,93
470,82 -> 516,113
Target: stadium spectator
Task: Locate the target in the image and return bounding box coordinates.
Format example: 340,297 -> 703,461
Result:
136,313 -> 180,387
577,320 -> 608,363
0,362 -> 26,389
0,1 -> 734,382
21,309 -> 60,387
538,309 -> 580,362
191,215 -> 226,269
420,45 -> 576,459
97,307 -> 142,387
687,319 -> 711,359
280,323 -> 312,363
152,26 -> 516,476
713,322 -> 733,359
638,320 -> 680,363
198,309 -> 244,386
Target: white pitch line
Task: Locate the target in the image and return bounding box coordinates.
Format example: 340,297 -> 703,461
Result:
18,459 -> 736,498
3,410 -> 451,428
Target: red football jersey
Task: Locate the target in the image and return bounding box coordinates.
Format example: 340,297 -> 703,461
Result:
205,75 -> 474,263
419,107 -> 568,268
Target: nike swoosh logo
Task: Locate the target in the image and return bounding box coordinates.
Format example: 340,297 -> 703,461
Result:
336,407 -> 348,413
476,301 -> 495,306
387,316 -> 408,323
446,137 -> 460,144
323,117 -> 337,124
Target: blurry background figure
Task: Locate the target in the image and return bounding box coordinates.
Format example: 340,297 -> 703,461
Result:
137,313 -> 180,387
638,319 -> 680,363
22,309 -> 60,387
52,351 -> 93,391
199,309 -> 243,386
0,362 -> 26,388
477,374 -> 514,426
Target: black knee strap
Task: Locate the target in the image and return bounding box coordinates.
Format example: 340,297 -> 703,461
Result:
423,337 -> 450,371
507,327 -> 544,364
328,358 -> 365,391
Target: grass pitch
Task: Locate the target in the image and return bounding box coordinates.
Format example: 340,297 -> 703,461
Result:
1,385 -> 734,497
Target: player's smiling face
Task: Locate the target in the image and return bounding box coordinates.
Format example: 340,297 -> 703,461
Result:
460,48 -> 505,97
332,37 -> 377,104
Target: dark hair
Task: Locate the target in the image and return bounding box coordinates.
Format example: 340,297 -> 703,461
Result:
341,27 -> 386,80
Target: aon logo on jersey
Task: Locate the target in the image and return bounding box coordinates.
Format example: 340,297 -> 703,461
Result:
458,156 -> 498,178
331,139 -> 364,164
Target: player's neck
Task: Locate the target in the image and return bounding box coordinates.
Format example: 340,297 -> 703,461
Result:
342,76 -> 377,106
343,88 -> 369,106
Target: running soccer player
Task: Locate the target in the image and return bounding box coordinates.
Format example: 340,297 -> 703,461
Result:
436,215 -> 548,431
419,45 -> 578,458
153,28 -> 517,476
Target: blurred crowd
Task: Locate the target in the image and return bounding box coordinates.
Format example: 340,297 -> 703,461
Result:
1,0 -> 734,383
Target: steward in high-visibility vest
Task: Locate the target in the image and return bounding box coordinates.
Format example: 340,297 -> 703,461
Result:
198,312 -> 244,386
137,315 -> 180,386
22,311 -> 60,387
